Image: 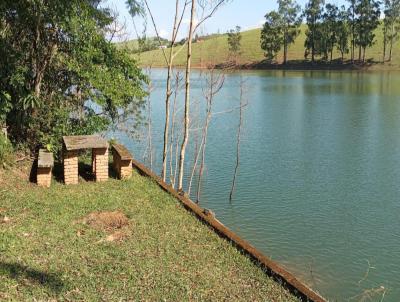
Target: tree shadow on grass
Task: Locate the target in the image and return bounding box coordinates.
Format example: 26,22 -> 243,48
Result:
0,262 -> 65,294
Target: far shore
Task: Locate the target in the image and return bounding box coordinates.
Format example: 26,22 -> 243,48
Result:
140,60 -> 400,72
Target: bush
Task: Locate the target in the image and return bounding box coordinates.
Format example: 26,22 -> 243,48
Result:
0,133 -> 14,169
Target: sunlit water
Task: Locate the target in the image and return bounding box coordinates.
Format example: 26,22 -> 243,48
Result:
110,69 -> 400,301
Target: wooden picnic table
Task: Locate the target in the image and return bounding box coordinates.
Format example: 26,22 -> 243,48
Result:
62,135 -> 109,185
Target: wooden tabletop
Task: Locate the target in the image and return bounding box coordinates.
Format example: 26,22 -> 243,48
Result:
63,135 -> 108,151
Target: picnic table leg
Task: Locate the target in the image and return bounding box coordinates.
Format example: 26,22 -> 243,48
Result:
94,147 -> 108,182
64,149 -> 78,185
92,149 -> 96,174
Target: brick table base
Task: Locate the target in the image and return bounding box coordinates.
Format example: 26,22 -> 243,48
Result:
94,148 -> 109,182
37,167 -> 52,187
64,150 -> 78,185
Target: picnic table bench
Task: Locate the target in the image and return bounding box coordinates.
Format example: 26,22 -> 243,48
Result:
112,143 -> 133,179
62,135 -> 109,185
37,149 -> 54,187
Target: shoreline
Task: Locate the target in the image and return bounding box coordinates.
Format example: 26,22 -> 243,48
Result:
140,60 -> 400,72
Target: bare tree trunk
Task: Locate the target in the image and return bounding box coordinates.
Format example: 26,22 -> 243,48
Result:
389,33 -> 394,62
169,72 -> 182,188
161,0 -> 185,181
229,77 -> 246,202
363,47 -> 366,63
383,25 -> 387,63
283,31 -> 287,65
178,0 -> 196,192
143,0 -> 188,181
196,121 -> 209,202
147,79 -> 153,170
195,69 -> 225,202
188,99 -> 202,196
351,12 -> 355,63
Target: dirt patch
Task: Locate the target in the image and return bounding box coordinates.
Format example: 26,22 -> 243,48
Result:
83,211 -> 129,231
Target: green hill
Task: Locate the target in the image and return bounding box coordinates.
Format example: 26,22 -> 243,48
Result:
125,25 -> 400,70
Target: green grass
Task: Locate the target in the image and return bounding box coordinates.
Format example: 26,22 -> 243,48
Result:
127,25 -> 400,70
0,162 -> 299,301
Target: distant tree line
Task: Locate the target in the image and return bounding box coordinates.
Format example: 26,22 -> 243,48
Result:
261,0 -> 400,64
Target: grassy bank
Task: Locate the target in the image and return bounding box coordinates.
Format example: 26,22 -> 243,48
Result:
0,162 -> 299,301
128,26 -> 400,71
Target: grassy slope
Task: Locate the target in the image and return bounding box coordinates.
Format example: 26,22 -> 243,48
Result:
0,163 -> 299,301
130,25 -> 400,70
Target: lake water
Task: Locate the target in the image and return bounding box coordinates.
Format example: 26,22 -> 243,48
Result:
111,69 -> 400,301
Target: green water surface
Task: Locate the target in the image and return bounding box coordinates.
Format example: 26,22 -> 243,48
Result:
113,70 -> 400,301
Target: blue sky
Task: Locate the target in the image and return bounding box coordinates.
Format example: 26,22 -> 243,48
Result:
106,0 -> 348,41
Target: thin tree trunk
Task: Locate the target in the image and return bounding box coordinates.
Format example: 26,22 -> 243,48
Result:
162,65 -> 173,180
389,35 -> 393,62
188,98 -> 201,196
351,14 -> 355,63
283,30 -> 287,65
229,77 -> 246,202
311,23 -> 315,63
178,0 -> 196,191
196,114 -> 210,202
161,0 -> 182,181
383,25 -> 387,63
169,72 -> 181,188
147,81 -> 153,170
363,47 -> 366,63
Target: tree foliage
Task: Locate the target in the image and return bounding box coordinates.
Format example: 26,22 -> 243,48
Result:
355,0 -> 381,62
337,6 -> 351,60
277,0 -> 302,64
261,11 -> 284,61
383,0 -> 400,61
0,0 -> 147,153
260,0 -> 301,63
304,0 -> 325,62
227,26 -> 242,56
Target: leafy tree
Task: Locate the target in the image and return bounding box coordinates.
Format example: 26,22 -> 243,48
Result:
354,0 -> 381,62
227,26 -> 242,62
277,0 -> 302,64
337,6 -> 351,61
322,4 -> 339,61
304,0 -> 325,62
347,0 -> 358,62
260,0 -> 301,64
383,0 -> 400,61
0,0 -> 147,153
261,11 -> 284,61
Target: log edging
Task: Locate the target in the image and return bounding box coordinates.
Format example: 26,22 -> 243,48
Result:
131,158 -> 327,302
